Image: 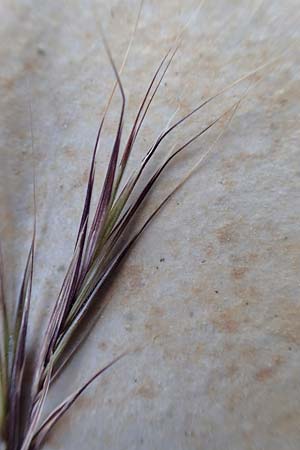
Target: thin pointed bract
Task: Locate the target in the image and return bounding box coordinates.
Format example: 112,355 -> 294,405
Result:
0,242 -> 9,440
8,238 -> 34,450
31,352 -> 126,450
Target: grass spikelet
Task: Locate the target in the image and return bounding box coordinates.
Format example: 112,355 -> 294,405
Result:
0,2 -> 272,449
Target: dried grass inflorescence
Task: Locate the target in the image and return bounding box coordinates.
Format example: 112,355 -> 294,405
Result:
0,3 -> 264,450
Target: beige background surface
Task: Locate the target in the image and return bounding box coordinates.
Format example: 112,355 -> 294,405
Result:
0,1 -> 299,449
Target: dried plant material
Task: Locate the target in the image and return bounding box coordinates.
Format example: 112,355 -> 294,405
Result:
0,3 -> 273,450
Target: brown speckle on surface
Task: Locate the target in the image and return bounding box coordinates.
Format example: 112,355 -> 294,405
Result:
97,341 -> 108,351
135,378 -> 157,400
125,263 -> 145,292
216,223 -> 237,244
255,356 -> 283,382
231,267 -> 248,280
270,304 -> 300,345
144,305 -> 167,339
212,310 -> 240,334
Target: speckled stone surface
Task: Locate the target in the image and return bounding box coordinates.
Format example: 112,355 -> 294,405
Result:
0,1 -> 300,449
